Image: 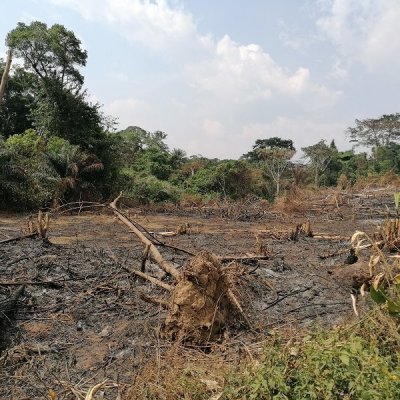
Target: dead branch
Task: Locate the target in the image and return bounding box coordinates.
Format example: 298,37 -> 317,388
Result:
132,269 -> 174,292
312,233 -> 350,241
0,233 -> 37,245
219,255 -> 270,263
110,194 -> 181,280
0,280 -> 63,288
227,289 -> 252,328
140,292 -> 169,308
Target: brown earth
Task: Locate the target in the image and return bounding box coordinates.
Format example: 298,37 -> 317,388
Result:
0,187 -> 397,399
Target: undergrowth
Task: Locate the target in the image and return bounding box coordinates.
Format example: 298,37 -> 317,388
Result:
223,311 -> 400,399
128,311 -> 400,399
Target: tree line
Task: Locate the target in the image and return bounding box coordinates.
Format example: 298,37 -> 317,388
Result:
1,21 -> 400,210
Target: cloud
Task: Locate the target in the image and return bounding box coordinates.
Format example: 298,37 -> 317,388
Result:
45,0 -> 343,159
187,34 -> 340,108
50,0 -> 196,51
317,0 -> 400,73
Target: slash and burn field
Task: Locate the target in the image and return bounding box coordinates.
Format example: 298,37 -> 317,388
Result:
0,188 -> 399,399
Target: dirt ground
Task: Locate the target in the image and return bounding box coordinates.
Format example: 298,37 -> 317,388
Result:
0,188 -> 397,399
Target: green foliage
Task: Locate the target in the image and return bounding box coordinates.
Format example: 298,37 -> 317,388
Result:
243,137 -> 295,163
0,65 -> 36,137
5,128 -> 44,157
185,160 -> 259,199
223,316 -> 400,399
302,140 -> 336,186
124,174 -> 181,204
347,114 -> 400,148
7,21 -> 87,91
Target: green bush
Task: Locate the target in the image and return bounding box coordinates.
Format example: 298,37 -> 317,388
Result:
124,174 -> 182,204
223,313 -> 400,399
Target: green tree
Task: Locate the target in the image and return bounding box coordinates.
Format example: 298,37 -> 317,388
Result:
347,114 -> 400,148
243,137 -> 295,162
302,140 -> 335,186
6,21 -> 109,154
6,21 -> 87,93
0,63 -> 36,137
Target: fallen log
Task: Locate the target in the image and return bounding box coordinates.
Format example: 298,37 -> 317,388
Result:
110,194 -> 181,280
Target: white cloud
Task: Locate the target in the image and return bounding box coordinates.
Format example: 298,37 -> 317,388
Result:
50,0 -> 196,50
317,0 -> 400,73
45,0 -> 343,158
187,35 -> 339,107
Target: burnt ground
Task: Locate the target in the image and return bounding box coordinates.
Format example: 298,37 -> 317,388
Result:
0,188 -> 396,399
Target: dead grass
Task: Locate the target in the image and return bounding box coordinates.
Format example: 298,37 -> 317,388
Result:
126,345 -> 230,400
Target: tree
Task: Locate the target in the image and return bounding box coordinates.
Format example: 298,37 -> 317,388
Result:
257,147 -> 295,196
5,21 -> 109,154
347,114 -> 400,148
0,50 -> 12,104
0,64 -> 36,137
6,21 -> 87,93
302,140 -> 335,186
243,137 -> 295,162
242,137 -> 295,195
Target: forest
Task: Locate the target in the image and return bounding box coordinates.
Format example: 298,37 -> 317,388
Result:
2,22 -> 400,211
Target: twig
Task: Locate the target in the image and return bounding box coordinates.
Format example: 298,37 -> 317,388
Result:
128,268 -> 174,292
0,233 -> 37,245
0,280 -> 63,288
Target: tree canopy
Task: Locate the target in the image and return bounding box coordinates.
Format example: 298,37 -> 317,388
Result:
347,114 -> 400,148
6,21 -> 87,92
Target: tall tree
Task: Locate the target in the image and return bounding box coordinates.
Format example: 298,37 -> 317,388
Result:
347,114 -> 400,148
302,140 -> 335,186
6,22 -> 87,93
257,147 -> 295,196
0,50 -> 12,104
243,137 -> 295,162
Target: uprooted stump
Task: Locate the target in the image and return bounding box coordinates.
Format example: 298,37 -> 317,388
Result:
109,195 -> 249,345
163,252 -> 240,344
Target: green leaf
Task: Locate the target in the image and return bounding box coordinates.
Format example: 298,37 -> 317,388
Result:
387,299 -> 400,315
370,286 -> 387,304
339,353 -> 350,365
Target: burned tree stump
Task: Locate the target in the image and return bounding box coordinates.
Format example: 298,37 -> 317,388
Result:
163,252 -> 236,343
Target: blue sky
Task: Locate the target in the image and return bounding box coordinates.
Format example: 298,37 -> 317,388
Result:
1,0 -> 400,158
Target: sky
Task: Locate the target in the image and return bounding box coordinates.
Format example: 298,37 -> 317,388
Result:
1,0 -> 400,159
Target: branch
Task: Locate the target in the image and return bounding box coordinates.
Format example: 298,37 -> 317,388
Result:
109,195 -> 181,280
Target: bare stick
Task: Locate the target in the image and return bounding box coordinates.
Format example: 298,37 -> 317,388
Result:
132,270 -> 174,292
0,233 -> 37,245
140,292 -> 169,307
227,289 -> 252,328
110,194 -> 181,280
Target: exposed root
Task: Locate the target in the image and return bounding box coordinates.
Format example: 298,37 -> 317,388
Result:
163,252 -> 246,344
